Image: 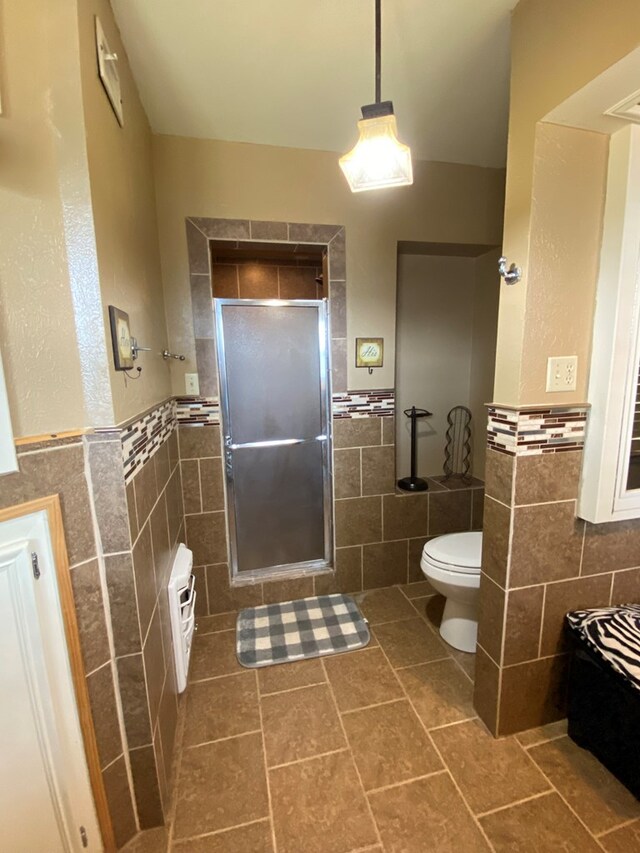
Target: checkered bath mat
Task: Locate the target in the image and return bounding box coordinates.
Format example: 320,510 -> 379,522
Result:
236,593 -> 370,668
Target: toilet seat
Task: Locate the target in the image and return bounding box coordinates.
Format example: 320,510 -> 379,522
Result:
422,531 -> 482,574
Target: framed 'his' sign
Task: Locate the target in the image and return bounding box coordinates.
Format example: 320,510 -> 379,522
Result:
355,337 -> 384,369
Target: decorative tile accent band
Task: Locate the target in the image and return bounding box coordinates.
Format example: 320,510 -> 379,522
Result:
175,391 -> 395,424
121,399 -> 176,483
176,396 -> 220,425
332,389 -> 395,418
487,405 -> 587,456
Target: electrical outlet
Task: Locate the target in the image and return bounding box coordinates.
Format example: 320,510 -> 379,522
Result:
185,373 -> 200,395
546,356 -> 577,392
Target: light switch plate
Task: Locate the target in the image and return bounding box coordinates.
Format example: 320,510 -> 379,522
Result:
546,356 -> 577,392
185,373 -> 200,395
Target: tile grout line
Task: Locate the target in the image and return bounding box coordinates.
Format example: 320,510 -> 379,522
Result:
259,679 -> 327,698
255,667 -> 279,853
372,634 -> 498,853
340,696 -> 408,716
268,746 -> 349,771
343,846 -> 383,853
394,655 -> 453,671
426,715 -> 479,733
537,584 -> 548,659
165,686 -> 189,851
578,515 -> 588,577
474,788 -> 553,820
595,815 -> 640,839
173,817 -> 271,847
519,732 -> 568,750
513,497 -> 578,508
365,767 -> 448,797
182,729 -> 263,751
515,737 -> 608,850
320,656 -> 385,851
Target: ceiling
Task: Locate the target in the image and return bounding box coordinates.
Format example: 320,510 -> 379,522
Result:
111,0 -> 516,169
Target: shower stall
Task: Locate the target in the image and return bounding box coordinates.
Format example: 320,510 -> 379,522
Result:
215,298 -> 333,582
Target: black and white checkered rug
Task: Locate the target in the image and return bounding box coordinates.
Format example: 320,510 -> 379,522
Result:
236,593 -> 370,668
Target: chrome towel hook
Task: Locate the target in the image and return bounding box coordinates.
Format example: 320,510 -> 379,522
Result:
498,256 -> 522,285
162,350 -> 186,361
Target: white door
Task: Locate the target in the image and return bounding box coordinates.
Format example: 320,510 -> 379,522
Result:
0,509 -> 102,852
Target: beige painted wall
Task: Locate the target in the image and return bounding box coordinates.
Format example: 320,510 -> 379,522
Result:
395,255 -> 475,478
470,249 -> 501,475
395,252 -> 499,480
152,135 -> 505,396
519,124 -> 608,403
78,0 -> 171,424
0,0 -> 88,436
495,0 -> 640,405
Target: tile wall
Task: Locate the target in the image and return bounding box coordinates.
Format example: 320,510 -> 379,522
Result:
3,399 -> 187,847
475,404 -> 640,736
87,407 -> 184,835
180,415 -> 484,613
210,258 -> 324,301
186,217 -> 347,394
2,438 -> 136,847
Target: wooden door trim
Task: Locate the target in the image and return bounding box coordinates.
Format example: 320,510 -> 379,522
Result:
0,495 -> 116,852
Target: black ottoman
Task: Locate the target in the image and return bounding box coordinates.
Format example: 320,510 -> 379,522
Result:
565,604 -> 640,800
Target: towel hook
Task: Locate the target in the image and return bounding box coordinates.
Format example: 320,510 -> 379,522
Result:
162,350 -> 186,361
498,256 -> 522,285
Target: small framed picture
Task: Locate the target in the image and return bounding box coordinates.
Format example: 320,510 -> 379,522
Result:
96,17 -> 123,126
355,337 -> 384,369
109,306 -> 133,370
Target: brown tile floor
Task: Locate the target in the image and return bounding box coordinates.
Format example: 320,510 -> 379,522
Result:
122,584 -> 640,853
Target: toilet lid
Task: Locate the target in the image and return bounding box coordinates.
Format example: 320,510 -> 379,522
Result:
422,532 -> 482,572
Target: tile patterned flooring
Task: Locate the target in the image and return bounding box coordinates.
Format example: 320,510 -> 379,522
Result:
123,585 -> 640,853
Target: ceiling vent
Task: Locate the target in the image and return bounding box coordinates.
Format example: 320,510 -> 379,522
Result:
605,88 -> 640,123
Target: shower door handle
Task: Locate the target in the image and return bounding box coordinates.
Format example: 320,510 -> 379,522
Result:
224,435 -> 233,478
223,435 -> 327,476
226,436 -> 327,451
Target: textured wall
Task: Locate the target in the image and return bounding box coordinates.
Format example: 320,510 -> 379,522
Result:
395,252 -> 500,480
77,0 -> 172,425
470,250 -> 501,477
494,0 -> 640,404
0,0 -> 91,436
152,135 -> 505,397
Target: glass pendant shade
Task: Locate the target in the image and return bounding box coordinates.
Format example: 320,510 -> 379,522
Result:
339,112 -> 413,193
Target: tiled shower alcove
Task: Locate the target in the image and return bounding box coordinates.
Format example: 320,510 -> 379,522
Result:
179,414 -> 484,615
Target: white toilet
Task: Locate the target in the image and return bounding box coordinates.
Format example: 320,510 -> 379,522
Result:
420,531 -> 482,653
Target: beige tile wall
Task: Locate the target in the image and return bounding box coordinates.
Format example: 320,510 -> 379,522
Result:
475,446 -> 640,736
90,429 -> 184,832
186,218 -> 347,395
211,260 -> 324,300
2,439 -> 136,847
180,418 -> 484,612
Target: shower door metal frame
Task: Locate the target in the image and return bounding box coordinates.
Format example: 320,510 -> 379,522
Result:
214,298 -> 334,584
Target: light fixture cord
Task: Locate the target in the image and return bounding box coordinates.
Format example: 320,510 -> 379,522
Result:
375,0 -> 381,103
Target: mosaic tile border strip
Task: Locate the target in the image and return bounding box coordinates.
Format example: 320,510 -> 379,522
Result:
487,405 -> 587,456
176,396 -> 220,425
121,399 -> 176,483
332,389 -> 394,418
176,391 -> 395,424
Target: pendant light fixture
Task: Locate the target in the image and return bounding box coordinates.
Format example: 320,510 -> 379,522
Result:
339,0 -> 413,193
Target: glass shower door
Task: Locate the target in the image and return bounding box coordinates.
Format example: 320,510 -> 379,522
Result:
215,299 -> 333,580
